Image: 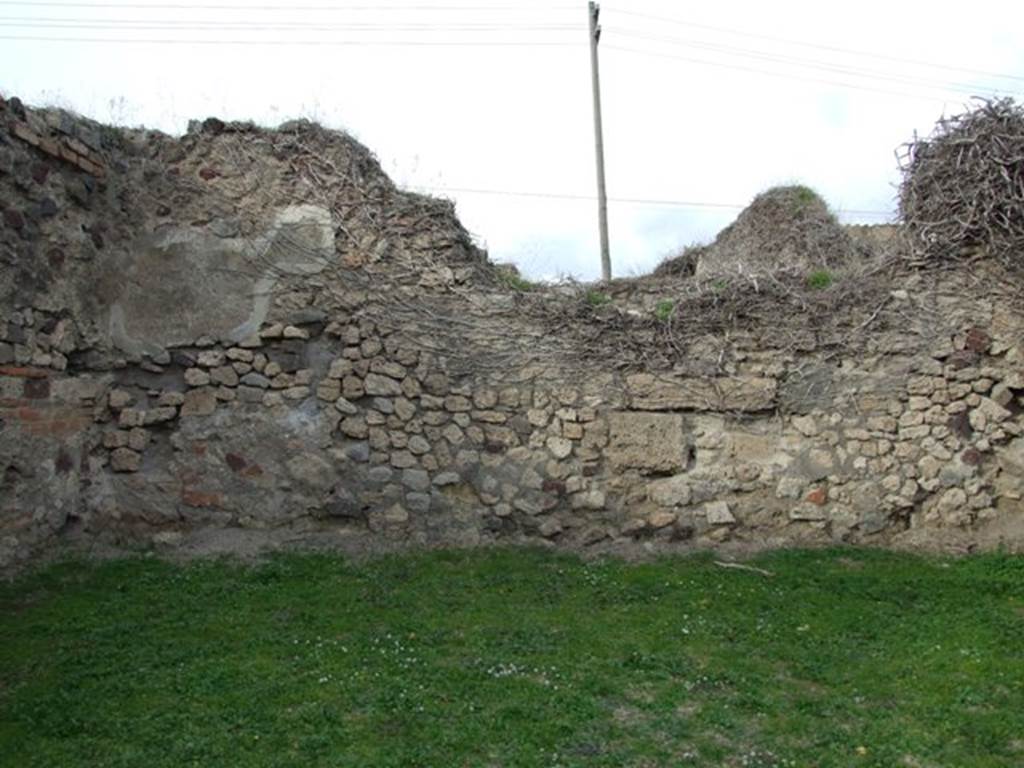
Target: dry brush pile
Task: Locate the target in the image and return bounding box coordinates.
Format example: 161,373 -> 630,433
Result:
898,97 -> 1024,270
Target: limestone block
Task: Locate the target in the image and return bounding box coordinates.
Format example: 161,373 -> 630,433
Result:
791,415 -> 819,437
197,350 -> 225,367
546,436 -> 573,459
538,518 -> 563,538
626,373 -> 776,412
648,475 -> 692,507
286,453 -> 334,490
144,407 -> 177,425
999,438 -> 1024,478
606,412 -> 688,474
209,366 -> 239,387
110,448 -> 141,473
340,417 -> 368,439
407,435 -> 431,455
226,347 -> 254,363
402,469 -> 431,492
444,395 -> 473,413
317,380 -> 341,401
473,389 -> 498,409
394,398 -> 416,421
342,376 -> 365,399
108,388 -> 133,409
370,360 -> 406,379
406,493 -> 431,514
570,490 -> 606,510
327,359 -> 352,379
705,501 -> 735,525
648,511 -> 677,529
282,386 -> 309,401
157,391 -> 186,407
390,451 -> 417,469
364,373 -> 402,397
181,388 -> 217,416
103,430 -> 129,449
118,408 -> 146,428
184,368 -> 210,387
976,397 -> 1012,424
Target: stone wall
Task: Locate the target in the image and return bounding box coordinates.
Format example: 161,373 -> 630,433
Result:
1,96 -> 1022,571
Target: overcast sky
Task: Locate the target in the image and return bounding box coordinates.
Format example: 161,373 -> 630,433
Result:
2,0 -> 1023,280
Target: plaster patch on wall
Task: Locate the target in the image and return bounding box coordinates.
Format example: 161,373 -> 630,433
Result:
109,205 -> 334,356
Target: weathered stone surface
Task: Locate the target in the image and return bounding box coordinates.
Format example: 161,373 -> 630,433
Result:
705,501 -> 735,525
334,397 -> 359,415
340,417 -> 368,439
433,471 -> 460,486
402,469 -> 430,492
157,391 -> 186,407
648,511 -> 677,529
286,452 -> 334,490
180,388 -> 217,417
240,372 -> 270,389
4,99 -> 1024,572
110,448 -> 141,472
364,373 -> 402,397
407,435 -> 431,455
626,373 -> 776,412
570,489 -> 606,510
606,412 -> 688,473
648,475 -> 691,507
546,436 -> 573,460
210,365 -> 239,387
184,368 -> 210,387
108,388 -> 133,409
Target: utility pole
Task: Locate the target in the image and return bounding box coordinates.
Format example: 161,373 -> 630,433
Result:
588,0 -> 611,282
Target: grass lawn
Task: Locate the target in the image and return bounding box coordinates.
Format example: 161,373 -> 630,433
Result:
1,547 -> 1022,767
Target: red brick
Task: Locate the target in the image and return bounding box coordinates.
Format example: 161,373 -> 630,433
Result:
12,122 -> 40,147
0,365 -> 50,379
225,452 -> 247,472
23,377 -> 50,399
38,137 -> 62,158
806,487 -> 828,506
16,406 -> 43,422
181,489 -> 222,508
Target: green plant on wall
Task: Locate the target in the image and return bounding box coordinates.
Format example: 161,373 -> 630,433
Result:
499,271 -> 536,292
806,269 -> 834,290
585,290 -> 611,307
654,299 -> 675,322
793,185 -> 819,206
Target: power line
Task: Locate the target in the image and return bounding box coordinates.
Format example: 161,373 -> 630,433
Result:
605,7 -> 1024,85
607,28 -> 1021,99
603,44 -> 981,105
414,184 -> 893,217
0,19 -> 579,31
0,1 -> 578,9
0,33 -> 581,46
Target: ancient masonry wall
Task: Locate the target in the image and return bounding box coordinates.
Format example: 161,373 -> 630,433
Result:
1,97 -> 1023,570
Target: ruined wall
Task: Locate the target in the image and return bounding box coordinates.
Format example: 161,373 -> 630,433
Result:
1,96 -> 1022,571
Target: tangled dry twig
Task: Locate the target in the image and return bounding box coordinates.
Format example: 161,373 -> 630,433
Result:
898,97 -> 1024,270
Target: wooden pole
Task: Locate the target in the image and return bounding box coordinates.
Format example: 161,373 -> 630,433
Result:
588,0 -> 611,281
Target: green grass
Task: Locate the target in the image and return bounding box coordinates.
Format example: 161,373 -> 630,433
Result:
654,299 -> 676,322
806,269 -> 835,290
585,289 -> 612,307
1,548 -> 1022,767
791,184 -> 820,206
498,271 -> 537,293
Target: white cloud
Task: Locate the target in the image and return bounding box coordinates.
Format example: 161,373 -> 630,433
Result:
2,0 -> 1021,280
